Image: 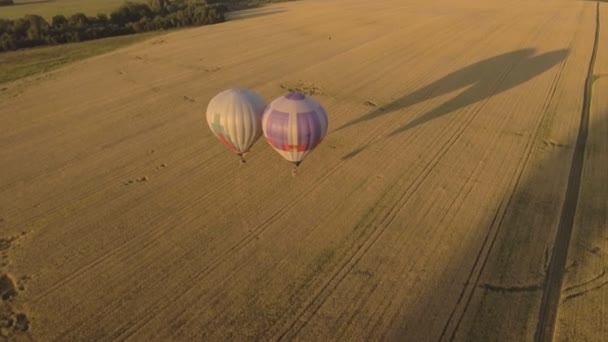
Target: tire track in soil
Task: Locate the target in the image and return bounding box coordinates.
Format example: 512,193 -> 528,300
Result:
278,97 -> 499,340
39,146 -> 305,337
535,2 -> 600,342
274,25 -> 533,337
33,72 -> 322,301
111,160 -> 350,341
336,17 -> 510,161
110,16 -> 502,340
36,21 -> 421,337
31,148 -> 229,300
432,7 -> 577,339
560,245 -> 608,302
368,19 -> 564,339
195,36 -> 486,334
5,63 -> 300,225
272,8 -> 558,339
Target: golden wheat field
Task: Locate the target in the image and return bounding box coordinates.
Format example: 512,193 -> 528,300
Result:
0,0 -> 606,340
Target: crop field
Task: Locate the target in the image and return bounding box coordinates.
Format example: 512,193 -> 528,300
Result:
1,0 -> 130,20
0,0 -> 605,340
554,3 -> 608,341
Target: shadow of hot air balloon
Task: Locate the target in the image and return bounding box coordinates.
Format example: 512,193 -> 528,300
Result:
337,48 -> 569,159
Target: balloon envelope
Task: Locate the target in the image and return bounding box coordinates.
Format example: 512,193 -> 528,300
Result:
206,88 -> 267,156
262,92 -> 328,164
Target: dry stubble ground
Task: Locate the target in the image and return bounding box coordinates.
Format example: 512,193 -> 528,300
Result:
0,0 -> 604,340
553,2 -> 608,341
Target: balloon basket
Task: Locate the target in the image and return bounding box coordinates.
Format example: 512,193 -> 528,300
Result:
291,162 -> 301,177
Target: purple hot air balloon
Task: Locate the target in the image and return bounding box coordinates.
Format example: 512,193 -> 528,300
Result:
262,92 -> 328,172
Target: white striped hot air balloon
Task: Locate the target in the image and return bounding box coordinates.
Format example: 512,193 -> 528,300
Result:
206,88 -> 267,162
262,92 -> 328,174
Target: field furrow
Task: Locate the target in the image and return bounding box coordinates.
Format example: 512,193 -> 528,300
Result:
554,3 -> 608,341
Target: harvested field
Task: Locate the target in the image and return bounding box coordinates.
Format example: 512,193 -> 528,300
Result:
0,0 -> 604,340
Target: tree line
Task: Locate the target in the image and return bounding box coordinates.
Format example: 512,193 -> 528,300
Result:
0,0 -> 228,52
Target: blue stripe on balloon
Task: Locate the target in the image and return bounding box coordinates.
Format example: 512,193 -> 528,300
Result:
266,109 -> 290,149
297,110 -> 322,150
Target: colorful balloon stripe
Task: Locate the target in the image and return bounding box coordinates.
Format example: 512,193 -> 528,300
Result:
297,110 -> 323,151
262,92 -> 328,165
265,109 -> 290,150
206,88 -> 266,157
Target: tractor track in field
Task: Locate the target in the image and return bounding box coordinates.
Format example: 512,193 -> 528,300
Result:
534,2 -> 600,341
1,0 -> 597,340
274,21 -> 546,338
433,9 -> 572,339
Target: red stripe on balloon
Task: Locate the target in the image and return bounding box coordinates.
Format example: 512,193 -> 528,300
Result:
217,134 -> 238,153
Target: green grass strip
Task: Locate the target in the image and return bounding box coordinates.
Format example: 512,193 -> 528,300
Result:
0,31 -> 159,85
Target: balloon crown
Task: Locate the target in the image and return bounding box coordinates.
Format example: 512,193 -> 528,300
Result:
284,92 -> 306,100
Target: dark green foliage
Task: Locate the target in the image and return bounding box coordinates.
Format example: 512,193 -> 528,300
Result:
0,0 -> 14,7
0,0 -> 228,52
51,15 -> 69,29
24,15 -> 49,43
68,13 -> 89,28
215,0 -> 292,11
148,0 -> 168,14
110,2 -> 154,26
0,32 -> 16,51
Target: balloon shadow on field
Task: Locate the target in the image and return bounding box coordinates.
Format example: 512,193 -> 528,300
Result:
386,88 -> 605,339
383,112 -> 593,341
337,48 -> 569,156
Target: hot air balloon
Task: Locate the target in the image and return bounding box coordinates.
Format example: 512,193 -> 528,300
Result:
262,92 -> 328,174
206,88 -> 267,163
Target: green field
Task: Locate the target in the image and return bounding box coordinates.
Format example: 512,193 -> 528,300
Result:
0,31 -> 159,85
1,0 -> 133,20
